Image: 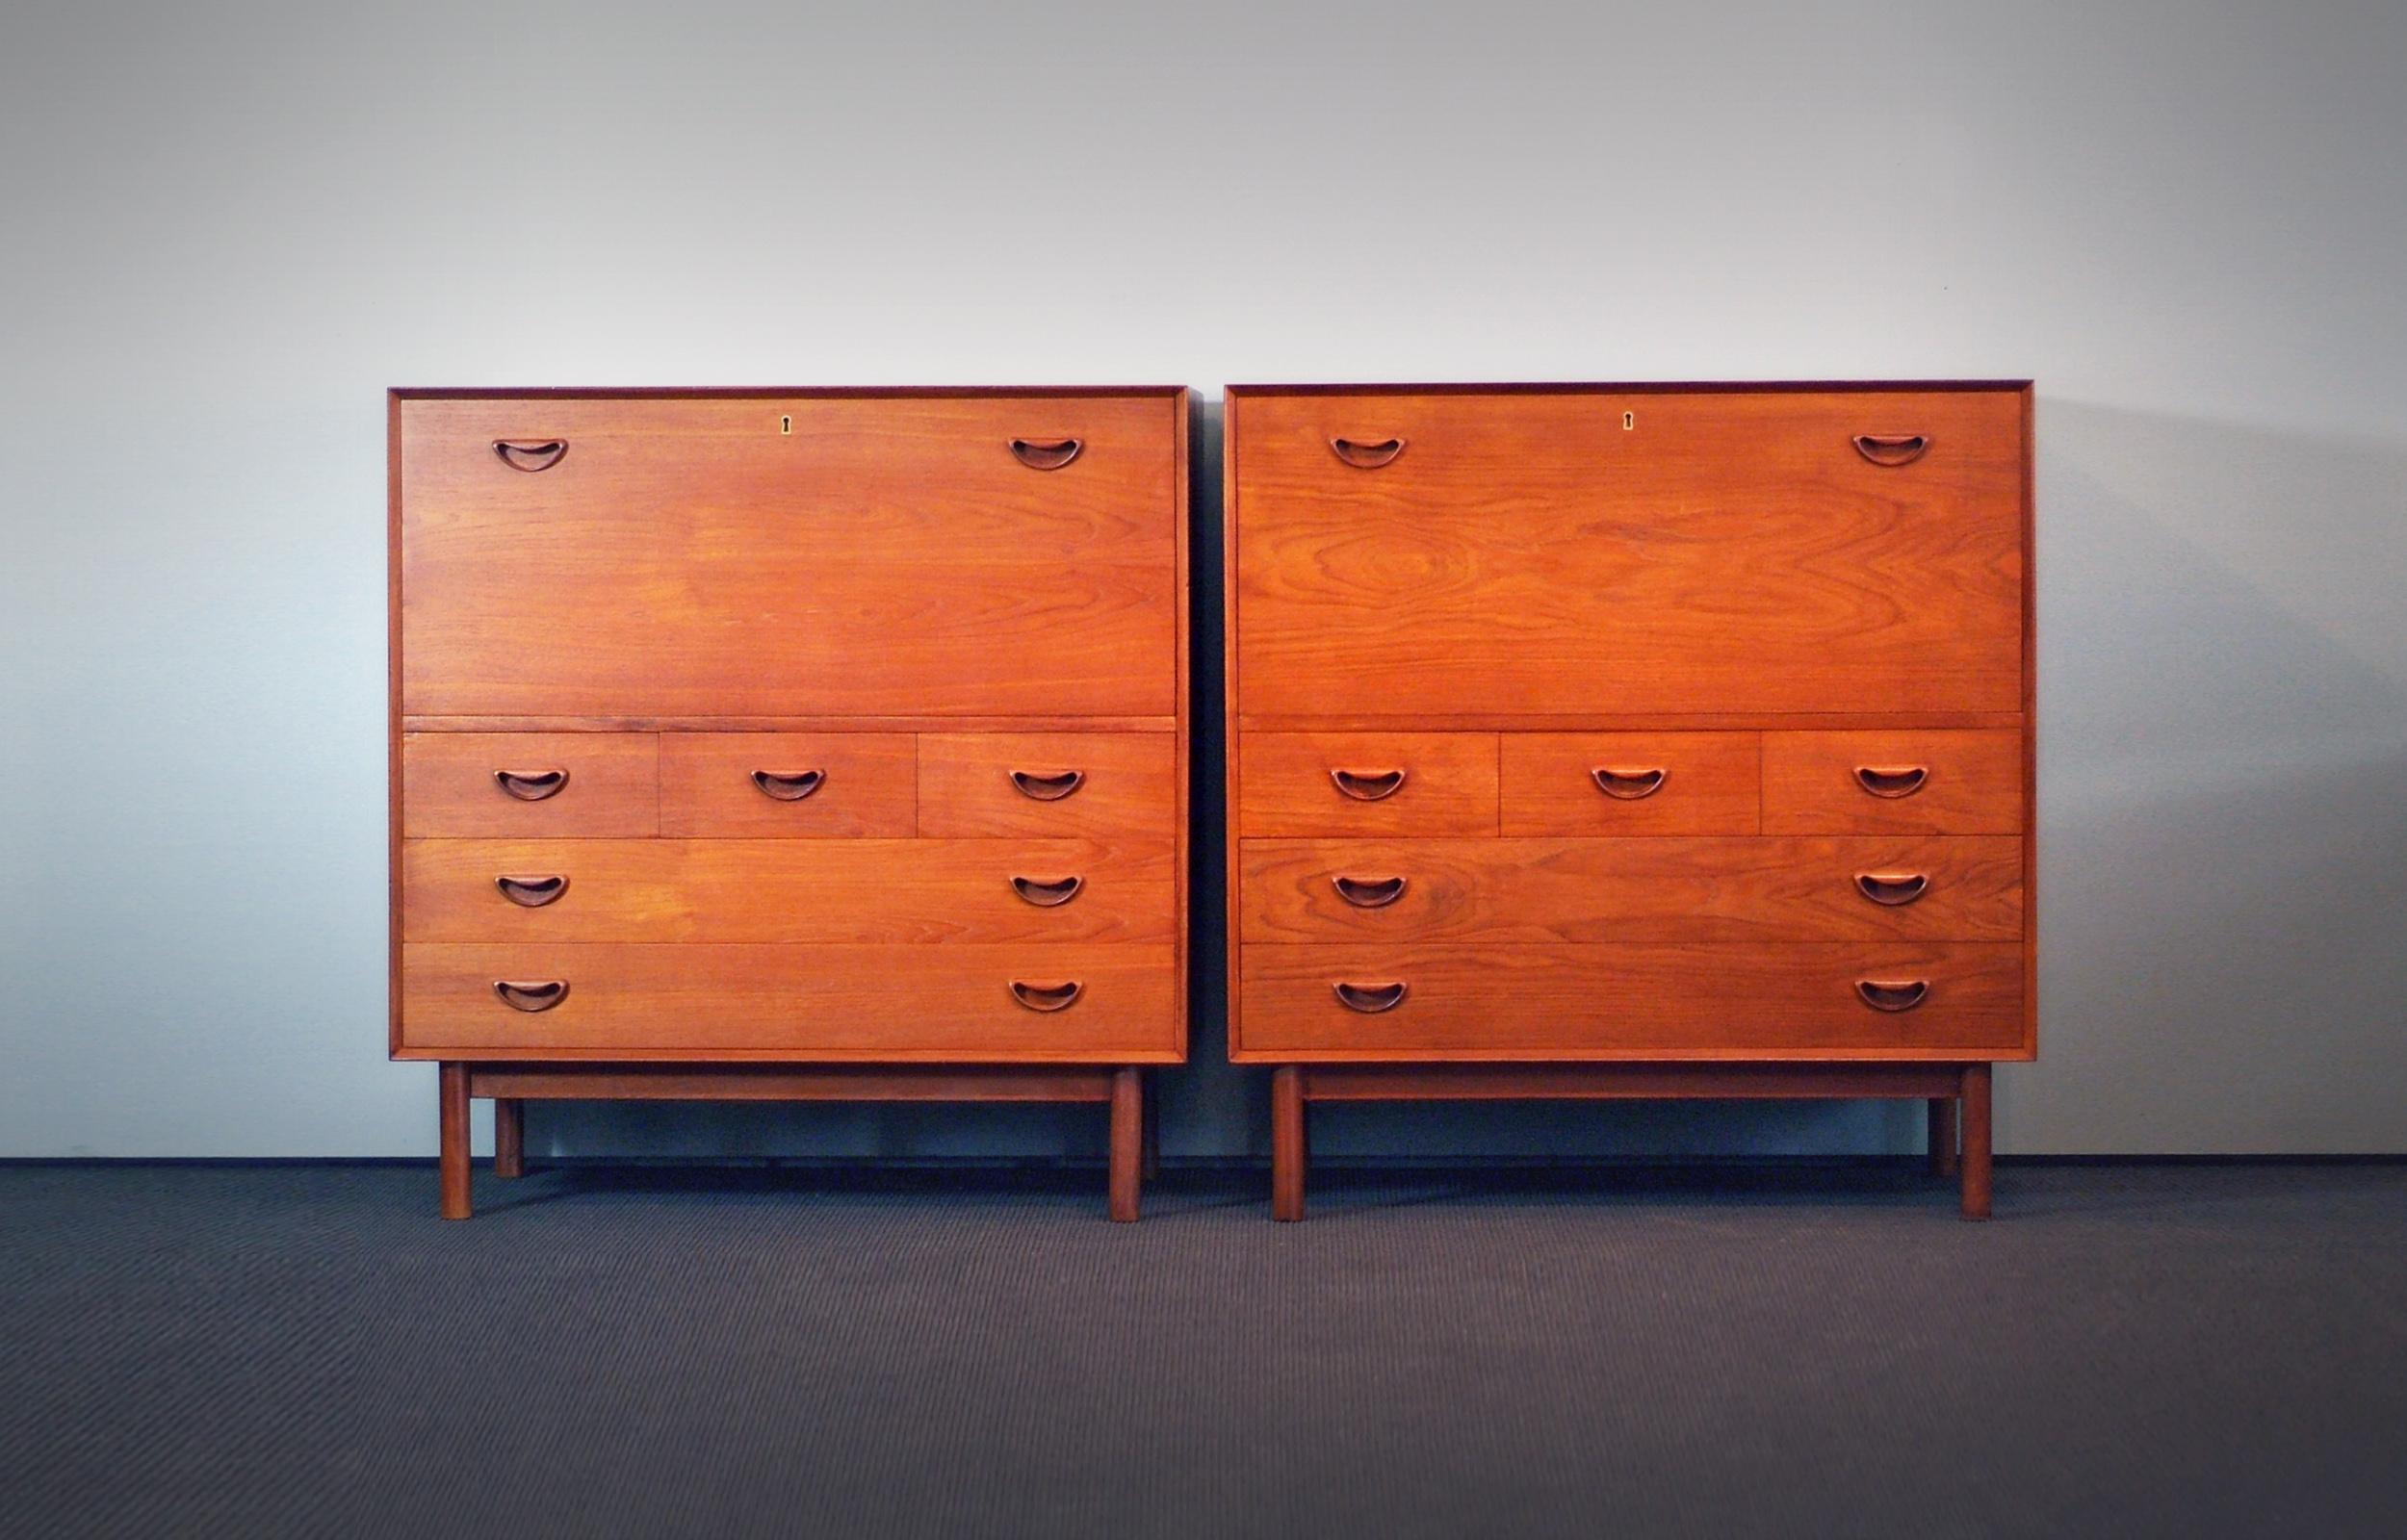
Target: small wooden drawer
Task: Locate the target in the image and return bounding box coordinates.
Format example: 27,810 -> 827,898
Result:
659,733 -> 916,837
1762,731 -> 2023,834
917,732 -> 1177,838
1499,732 -> 1760,834
1238,836 -> 2023,944
1236,941 -> 2026,1059
1238,732 -> 1498,836
398,942 -> 1181,1059
401,838 -> 1176,944
400,732 -> 657,837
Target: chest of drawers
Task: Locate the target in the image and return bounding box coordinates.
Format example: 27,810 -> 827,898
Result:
391,388 -> 1188,1219
1223,382 -> 2033,1219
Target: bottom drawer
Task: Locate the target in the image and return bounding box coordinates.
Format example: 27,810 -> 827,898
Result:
400,944 -> 1179,1061
1236,943 -> 2024,1060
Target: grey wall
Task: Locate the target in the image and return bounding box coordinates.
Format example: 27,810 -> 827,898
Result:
4,1 -> 2402,1160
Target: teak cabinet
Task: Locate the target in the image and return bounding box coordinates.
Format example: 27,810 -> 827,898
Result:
1223,383 -> 2034,1219
390,388 -> 1189,1219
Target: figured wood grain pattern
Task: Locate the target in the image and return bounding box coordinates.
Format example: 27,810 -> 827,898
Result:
402,838 -> 1176,943
1238,732 -> 1500,836
1233,390 -> 2023,716
1762,730 -> 2024,834
1236,941 -> 2026,1059
916,732 -> 1178,838
657,733 -> 916,837
1498,732 -> 1762,834
399,396 -> 1179,717
399,943 -> 1180,1058
1299,1063 -> 1968,1099
466,1064 -> 1119,1100
401,732 -> 658,837
1238,836 -> 2023,943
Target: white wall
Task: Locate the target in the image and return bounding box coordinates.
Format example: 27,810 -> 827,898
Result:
4,0 -> 2402,1157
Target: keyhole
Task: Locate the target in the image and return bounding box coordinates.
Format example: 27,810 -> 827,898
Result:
1623,411 -> 1636,431
779,415 -> 792,435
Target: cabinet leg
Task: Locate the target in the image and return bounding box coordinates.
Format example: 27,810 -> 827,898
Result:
1272,1066 -> 1306,1222
1959,1063 -> 1993,1220
1108,1067 -> 1142,1222
1928,1096 -> 1958,1178
494,1097 -> 525,1180
1140,1070 -> 1160,1185
439,1064 -> 471,1220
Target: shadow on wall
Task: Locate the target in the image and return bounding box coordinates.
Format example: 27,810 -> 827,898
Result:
543,397 -> 2407,1164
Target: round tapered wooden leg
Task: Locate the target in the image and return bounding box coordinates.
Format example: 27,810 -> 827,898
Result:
1928,1096 -> 1959,1178
1140,1070 -> 1160,1185
1959,1064 -> 1993,1220
494,1097 -> 525,1180
438,1064 -> 472,1220
1108,1067 -> 1142,1222
1272,1066 -> 1306,1222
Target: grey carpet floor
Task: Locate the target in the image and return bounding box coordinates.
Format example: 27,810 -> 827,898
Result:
3,1162 -> 2402,1540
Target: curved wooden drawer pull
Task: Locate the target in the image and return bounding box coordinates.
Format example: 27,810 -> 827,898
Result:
1852,433 -> 1929,467
1591,766 -> 1668,800
1330,767 -> 1407,802
1009,769 -> 1084,802
751,769 -> 825,802
1009,875 -> 1084,908
494,874 -> 569,908
1855,978 -> 1930,1013
1333,981 -> 1410,1014
1009,437 -> 1083,471
492,768 -> 568,801
1331,875 -> 1409,910
492,439 -> 568,473
1854,765 -> 1929,799
1009,979 -> 1083,1012
1330,436 -> 1406,470
493,980 -> 569,1013
1854,871 -> 1930,907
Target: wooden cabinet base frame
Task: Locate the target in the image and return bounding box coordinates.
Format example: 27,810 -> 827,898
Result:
435,1062 -> 1152,1222
1265,1061 -> 1995,1222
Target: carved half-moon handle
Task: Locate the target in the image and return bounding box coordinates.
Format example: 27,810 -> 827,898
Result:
1333,981 -> 1409,1014
493,439 -> 568,473
1330,436 -> 1406,469
1009,875 -> 1084,908
1856,978 -> 1930,1013
1332,875 -> 1408,910
1009,769 -> 1084,802
494,874 -> 568,908
1009,437 -> 1083,471
1852,433 -> 1929,468
1854,765 -> 1929,799
493,768 -> 568,801
1009,979 -> 1083,1012
751,769 -> 825,802
1330,767 -> 1407,802
493,979 -> 568,1013
1592,766 -> 1668,800
1854,872 -> 1930,907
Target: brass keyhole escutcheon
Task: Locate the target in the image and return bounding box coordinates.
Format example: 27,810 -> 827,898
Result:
779,415 -> 792,435
1623,411 -> 1636,430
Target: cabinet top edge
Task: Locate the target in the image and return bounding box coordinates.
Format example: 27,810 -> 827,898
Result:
1225,380 -> 2034,398
390,385 -> 1190,401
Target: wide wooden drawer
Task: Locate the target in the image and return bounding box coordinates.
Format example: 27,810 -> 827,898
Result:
400,732 -> 657,837
1231,388 -> 2024,717
1499,732 -> 1760,834
1239,836 -> 2022,943
658,733 -> 916,836
402,838 -> 1175,943
398,394 -> 1180,717
398,943 -> 1180,1059
918,732 -> 1178,838
1238,732 -> 1498,835
1762,730 -> 2023,834
1236,942 -> 2026,1059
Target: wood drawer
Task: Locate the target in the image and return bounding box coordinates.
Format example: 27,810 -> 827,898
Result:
1236,942 -> 2026,1059
659,733 -> 916,837
1238,732 -> 1498,836
1762,730 -> 2024,834
1499,732 -> 1760,834
917,732 -> 1178,838
398,394 -> 1179,717
401,838 -> 1176,944
1239,836 -> 2023,944
1230,388 -> 2024,717
398,943 -> 1180,1059
400,732 -> 657,837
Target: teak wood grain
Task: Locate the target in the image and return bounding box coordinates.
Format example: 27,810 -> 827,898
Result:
401,732 -> 659,837
657,733 -> 917,837
1238,732 -> 1500,836
1761,730 -> 2024,834
916,732 -> 1179,838
1498,732 -> 1763,834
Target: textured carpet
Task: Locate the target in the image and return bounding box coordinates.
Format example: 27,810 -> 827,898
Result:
3,1162 -> 2402,1539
